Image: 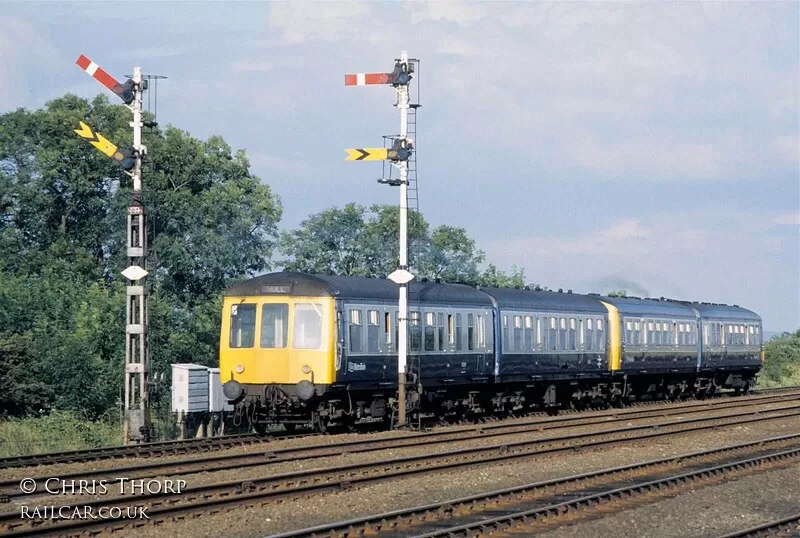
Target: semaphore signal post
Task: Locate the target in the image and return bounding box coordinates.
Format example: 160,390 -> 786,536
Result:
345,50 -> 417,426
75,54 -> 153,444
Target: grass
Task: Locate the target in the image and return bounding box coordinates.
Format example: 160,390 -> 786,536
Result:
0,410 -> 122,458
757,364 -> 800,389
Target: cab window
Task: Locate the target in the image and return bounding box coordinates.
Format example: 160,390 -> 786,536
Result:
294,303 -> 324,349
260,304 -> 288,348
230,304 -> 256,348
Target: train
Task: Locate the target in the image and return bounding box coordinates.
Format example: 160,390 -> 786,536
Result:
220,272 -> 763,432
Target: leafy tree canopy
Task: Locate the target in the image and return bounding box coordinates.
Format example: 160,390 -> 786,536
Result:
279,203 -> 534,288
0,94 -> 281,417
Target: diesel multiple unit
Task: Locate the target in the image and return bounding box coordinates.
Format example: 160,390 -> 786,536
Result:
220,272 -> 763,432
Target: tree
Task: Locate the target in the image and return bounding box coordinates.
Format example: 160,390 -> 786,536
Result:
418,225 -> 484,284
280,204 -> 430,277
280,204 -> 538,289
761,330 -> 800,387
607,290 -> 628,297
278,203 -> 370,276
478,264 -> 527,288
0,94 -> 282,418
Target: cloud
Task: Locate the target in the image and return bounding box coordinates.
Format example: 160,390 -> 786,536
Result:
0,17 -> 59,107
773,135 -> 800,165
481,208 -> 799,328
771,212 -> 800,227
267,1 -> 375,44
230,60 -> 276,74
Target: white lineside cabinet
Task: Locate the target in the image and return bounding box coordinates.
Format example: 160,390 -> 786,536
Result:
208,368 -> 234,412
172,364 -> 209,413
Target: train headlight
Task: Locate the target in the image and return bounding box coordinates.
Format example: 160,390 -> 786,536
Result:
302,364 -> 312,374
235,364 -> 245,374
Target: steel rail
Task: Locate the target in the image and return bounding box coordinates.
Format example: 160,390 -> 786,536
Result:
2,405 -> 799,536
408,447 -> 800,537
270,432 -> 800,538
0,433 -> 263,470
2,391 -> 796,501
718,513 -> 800,538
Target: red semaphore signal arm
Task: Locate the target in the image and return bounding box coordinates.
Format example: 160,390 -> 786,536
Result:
76,54 -> 135,104
344,73 -> 391,86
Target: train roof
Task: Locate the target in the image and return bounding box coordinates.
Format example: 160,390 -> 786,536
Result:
601,296 -> 760,322
601,296 -> 698,318
226,274 -> 761,322
478,287 -> 607,313
688,302 -> 761,322
225,272 -> 493,306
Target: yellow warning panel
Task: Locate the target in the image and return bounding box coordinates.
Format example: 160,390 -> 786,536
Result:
344,148 -> 389,161
74,121 -> 119,158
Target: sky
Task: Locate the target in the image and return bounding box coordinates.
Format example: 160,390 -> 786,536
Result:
1,1 -> 798,331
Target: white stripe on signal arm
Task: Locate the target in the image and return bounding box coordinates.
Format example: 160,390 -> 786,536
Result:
86,62 -> 99,76
356,73 -> 365,86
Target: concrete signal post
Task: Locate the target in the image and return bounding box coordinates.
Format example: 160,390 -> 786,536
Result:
344,50 -> 416,426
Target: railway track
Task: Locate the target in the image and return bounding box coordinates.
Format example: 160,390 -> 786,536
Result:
1,390 -> 798,501
272,433 -> 800,537
1,386 -> 794,471
0,433 -> 264,470
720,514 -> 800,537
2,401 -> 799,536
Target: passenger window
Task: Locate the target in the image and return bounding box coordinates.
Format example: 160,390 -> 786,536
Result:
513,315 -> 523,352
448,314 -> 454,346
294,303 -> 324,349
260,303 -> 288,348
596,319 -> 605,350
569,318 -> 577,350
349,309 -> 362,353
384,312 -> 392,348
230,303 -> 256,348
586,318 -> 594,351
549,317 -> 558,350
502,315 -> 509,350
468,313 -> 475,351
367,310 -> 380,353
634,321 -> 641,345
477,315 -> 486,349
409,311 -> 422,352
626,321 -> 633,344
424,312 -> 436,352
455,313 -> 463,351
524,316 -> 534,351
536,318 -> 543,348
559,318 -> 567,350
437,313 -> 446,351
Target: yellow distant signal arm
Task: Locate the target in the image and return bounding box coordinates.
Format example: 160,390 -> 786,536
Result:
345,148 -> 389,161
74,121 -> 135,170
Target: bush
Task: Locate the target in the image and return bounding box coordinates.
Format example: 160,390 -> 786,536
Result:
0,410 -> 122,458
758,330 -> 800,388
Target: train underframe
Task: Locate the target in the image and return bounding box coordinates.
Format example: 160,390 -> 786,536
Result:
227,369 -> 759,434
